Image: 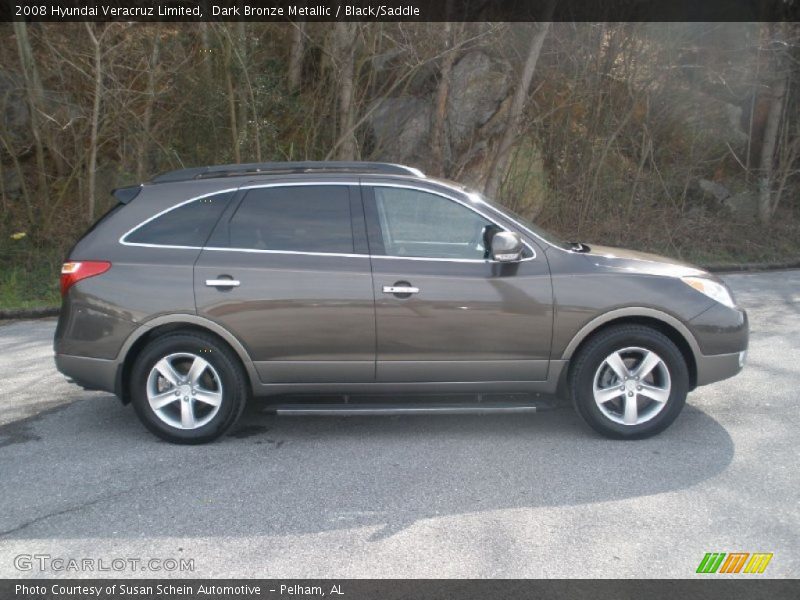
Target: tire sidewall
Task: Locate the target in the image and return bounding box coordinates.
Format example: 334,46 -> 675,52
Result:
130,334 -> 246,443
572,327 -> 689,439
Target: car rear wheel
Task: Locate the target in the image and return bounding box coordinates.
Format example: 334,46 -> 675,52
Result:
130,333 -> 247,444
569,325 -> 689,439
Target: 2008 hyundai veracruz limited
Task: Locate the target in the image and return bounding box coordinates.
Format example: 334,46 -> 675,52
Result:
55,162 -> 748,443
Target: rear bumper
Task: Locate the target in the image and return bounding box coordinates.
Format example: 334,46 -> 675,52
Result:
54,353 -> 118,394
695,350 -> 746,386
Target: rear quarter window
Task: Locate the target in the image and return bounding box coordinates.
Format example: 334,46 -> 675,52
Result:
124,191 -> 234,247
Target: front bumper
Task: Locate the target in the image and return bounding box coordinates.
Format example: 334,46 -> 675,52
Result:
689,302 -> 748,386
54,353 -> 118,394
689,303 -> 748,355
695,350 -> 746,386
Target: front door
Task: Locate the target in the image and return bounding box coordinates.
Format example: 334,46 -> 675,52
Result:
363,184 -> 553,383
194,182 -> 375,383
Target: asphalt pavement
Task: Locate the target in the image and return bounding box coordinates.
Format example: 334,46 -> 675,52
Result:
0,270 -> 798,578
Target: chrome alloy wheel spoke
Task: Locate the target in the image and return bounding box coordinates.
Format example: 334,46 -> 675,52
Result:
186,355 -> 211,386
604,351 -> 630,380
193,389 -> 223,407
633,350 -> 661,380
623,392 -> 639,424
154,358 -> 182,387
180,397 -> 197,428
149,389 -> 179,410
638,381 -> 670,404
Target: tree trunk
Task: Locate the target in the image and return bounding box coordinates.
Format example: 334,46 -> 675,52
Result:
288,21 -> 306,92
136,34 -> 160,181
333,22 -> 358,160
85,23 -> 104,223
0,158 -> 5,213
13,21 -> 50,206
235,22 -> 250,156
430,21 -> 457,177
199,22 -> 213,85
484,15 -> 553,200
0,132 -> 33,225
223,31 -> 241,163
758,74 -> 787,224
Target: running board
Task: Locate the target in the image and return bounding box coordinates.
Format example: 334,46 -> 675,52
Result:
273,403 -> 538,416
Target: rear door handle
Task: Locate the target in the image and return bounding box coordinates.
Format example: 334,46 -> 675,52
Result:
382,285 -> 419,294
205,279 -> 240,287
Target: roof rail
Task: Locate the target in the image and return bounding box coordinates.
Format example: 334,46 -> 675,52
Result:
150,161 -> 424,183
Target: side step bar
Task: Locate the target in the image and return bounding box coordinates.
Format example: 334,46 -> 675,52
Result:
273,404 -> 538,416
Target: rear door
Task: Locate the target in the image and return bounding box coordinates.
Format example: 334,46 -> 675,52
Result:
194,182 -> 376,384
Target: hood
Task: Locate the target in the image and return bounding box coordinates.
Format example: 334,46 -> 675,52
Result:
580,244 -> 708,278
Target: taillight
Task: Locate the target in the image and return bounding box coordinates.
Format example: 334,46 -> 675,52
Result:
60,261 -> 111,296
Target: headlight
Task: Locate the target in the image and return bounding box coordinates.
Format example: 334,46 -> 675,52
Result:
682,276 -> 736,309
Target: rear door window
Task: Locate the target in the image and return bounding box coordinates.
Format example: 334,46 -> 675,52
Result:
228,185 -> 354,254
125,191 -> 234,247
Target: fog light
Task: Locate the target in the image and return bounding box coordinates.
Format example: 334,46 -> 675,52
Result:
739,351 -> 747,368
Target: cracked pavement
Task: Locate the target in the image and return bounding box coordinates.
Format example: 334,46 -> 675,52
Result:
0,271 -> 798,578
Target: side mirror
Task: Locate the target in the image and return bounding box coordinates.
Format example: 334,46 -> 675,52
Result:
491,231 -> 524,262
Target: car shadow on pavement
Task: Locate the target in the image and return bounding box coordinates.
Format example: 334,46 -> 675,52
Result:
0,396 -> 733,541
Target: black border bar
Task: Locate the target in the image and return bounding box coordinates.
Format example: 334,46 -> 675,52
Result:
2,579 -> 800,600
2,0 -> 799,22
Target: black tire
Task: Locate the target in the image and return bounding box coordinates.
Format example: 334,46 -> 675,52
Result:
130,333 -> 248,444
569,325 -> 689,439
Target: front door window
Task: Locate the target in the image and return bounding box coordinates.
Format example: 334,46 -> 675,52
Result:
373,187 -> 493,260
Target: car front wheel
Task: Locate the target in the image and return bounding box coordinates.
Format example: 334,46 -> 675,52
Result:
569,325 -> 689,439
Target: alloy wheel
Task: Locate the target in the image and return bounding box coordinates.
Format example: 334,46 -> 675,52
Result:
592,346 -> 671,426
146,352 -> 223,430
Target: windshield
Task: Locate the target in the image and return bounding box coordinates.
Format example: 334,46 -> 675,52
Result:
469,191 -> 573,251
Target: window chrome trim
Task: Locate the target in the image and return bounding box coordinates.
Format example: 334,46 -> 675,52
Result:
119,188 -> 240,249
371,254 -> 503,264
202,246 -> 367,259
118,180 -> 538,263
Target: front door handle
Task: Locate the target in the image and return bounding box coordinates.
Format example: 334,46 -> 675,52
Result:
205,279 -> 240,287
383,282 -> 419,298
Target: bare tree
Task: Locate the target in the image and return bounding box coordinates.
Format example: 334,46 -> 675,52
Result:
333,22 -> 358,160
225,23 -> 262,161
13,21 -> 50,205
199,22 -> 213,85
484,15 -> 553,199
758,74 -> 788,224
430,21 -> 459,177
288,21 -> 306,92
2,20 -> 800,285
85,23 -> 112,222
136,33 -> 161,180
758,25 -> 791,224
222,25 -> 241,163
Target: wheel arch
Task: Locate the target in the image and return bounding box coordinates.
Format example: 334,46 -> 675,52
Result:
561,308 -> 699,391
115,315 -> 257,404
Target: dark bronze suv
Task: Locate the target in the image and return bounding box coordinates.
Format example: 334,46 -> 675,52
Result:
55,162 -> 748,443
